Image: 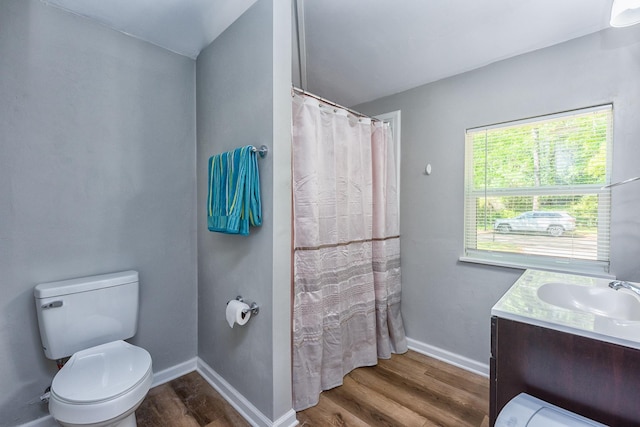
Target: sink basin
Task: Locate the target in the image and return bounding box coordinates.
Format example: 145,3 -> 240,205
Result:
537,282 -> 640,321
493,270 -> 640,350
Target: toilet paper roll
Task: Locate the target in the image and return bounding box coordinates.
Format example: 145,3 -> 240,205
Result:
226,300 -> 251,328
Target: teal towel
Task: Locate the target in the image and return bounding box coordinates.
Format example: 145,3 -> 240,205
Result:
207,146 -> 262,235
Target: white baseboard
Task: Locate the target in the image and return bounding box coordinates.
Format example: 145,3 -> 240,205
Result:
407,337 -> 490,377
151,357 -> 198,387
271,409 -> 298,427
153,356 -> 298,426
196,358 -> 298,427
16,416 -> 58,427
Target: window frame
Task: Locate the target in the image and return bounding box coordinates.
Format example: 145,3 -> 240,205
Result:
460,104 -> 613,278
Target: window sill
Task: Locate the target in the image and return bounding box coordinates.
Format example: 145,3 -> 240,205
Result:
459,255 -> 615,279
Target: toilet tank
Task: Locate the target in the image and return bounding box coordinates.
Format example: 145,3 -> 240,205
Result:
34,271 -> 139,360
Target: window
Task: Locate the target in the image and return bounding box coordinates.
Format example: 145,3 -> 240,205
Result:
462,105 -> 612,276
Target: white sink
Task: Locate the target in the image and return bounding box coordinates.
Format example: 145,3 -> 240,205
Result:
537,282 -> 640,321
492,269 -> 640,350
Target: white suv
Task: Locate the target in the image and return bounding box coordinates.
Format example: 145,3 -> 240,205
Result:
494,211 -> 576,237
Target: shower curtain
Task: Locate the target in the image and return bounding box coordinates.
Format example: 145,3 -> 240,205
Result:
292,92 -> 407,411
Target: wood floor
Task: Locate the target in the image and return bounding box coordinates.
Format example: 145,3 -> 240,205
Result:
297,351 -> 489,427
136,350 -> 489,427
136,371 -> 250,427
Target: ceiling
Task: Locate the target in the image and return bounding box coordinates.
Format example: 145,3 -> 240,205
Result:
42,0 -> 614,106
42,0 -> 257,59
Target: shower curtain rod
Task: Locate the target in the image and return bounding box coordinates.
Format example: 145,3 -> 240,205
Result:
292,86 -> 380,122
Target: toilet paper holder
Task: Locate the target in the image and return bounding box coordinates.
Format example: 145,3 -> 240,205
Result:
229,296 -> 259,316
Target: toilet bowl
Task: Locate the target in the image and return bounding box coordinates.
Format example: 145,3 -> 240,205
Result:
49,341 -> 153,427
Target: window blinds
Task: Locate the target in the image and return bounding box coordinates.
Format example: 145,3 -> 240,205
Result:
463,105 -> 612,275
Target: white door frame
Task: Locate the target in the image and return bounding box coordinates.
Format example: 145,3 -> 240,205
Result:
375,110 -> 401,216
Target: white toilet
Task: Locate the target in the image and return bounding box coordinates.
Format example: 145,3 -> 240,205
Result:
34,271 -> 153,427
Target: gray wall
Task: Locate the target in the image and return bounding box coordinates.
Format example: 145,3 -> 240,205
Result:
196,0 -> 292,421
0,1 -> 197,425
357,26 -> 640,365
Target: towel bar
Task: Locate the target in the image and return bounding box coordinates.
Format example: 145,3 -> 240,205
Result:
251,145 -> 268,158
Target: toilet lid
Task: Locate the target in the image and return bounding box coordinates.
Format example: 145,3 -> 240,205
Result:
51,340 -> 152,404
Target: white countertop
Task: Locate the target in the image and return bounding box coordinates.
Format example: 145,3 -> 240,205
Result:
492,269 -> 640,350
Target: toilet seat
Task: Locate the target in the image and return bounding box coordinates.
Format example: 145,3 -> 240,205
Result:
49,340 -> 153,425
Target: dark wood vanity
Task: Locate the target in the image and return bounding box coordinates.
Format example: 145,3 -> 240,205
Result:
490,316 -> 640,426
